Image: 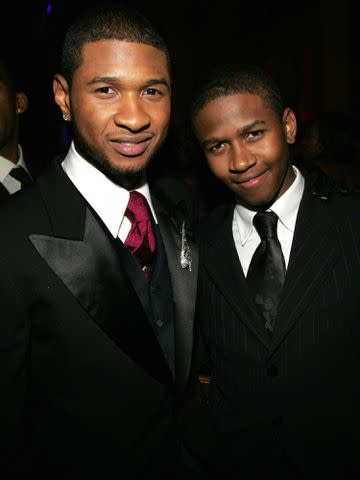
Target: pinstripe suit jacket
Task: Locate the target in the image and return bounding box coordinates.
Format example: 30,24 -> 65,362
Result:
196,174 -> 360,478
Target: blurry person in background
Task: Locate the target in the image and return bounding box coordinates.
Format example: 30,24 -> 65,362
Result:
298,111 -> 360,191
0,53 -> 33,200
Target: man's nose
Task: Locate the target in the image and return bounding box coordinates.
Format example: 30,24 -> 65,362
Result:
229,143 -> 257,172
113,94 -> 151,131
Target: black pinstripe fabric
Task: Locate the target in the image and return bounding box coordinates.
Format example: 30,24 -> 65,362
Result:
195,177 -> 360,477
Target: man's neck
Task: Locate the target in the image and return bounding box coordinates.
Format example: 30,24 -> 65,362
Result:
0,143 -> 19,165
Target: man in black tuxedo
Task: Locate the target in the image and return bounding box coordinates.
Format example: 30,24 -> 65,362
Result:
190,64 -> 360,478
0,55 -> 33,200
0,5 -> 198,478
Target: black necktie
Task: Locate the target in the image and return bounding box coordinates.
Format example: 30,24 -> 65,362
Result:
246,211 -> 285,332
9,166 -> 32,186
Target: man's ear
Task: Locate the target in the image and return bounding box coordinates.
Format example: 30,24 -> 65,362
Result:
53,74 -> 71,119
283,107 -> 297,145
15,91 -> 28,114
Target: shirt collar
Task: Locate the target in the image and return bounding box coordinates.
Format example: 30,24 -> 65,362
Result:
0,145 -> 27,181
271,165 -> 304,233
234,165 -> 305,245
61,141 -> 158,238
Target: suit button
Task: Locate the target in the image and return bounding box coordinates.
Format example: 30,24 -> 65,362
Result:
151,282 -> 159,292
267,364 -> 278,377
156,319 -> 163,327
272,416 -> 283,428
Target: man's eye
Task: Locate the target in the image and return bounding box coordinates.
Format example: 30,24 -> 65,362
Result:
247,130 -> 264,139
143,88 -> 160,96
208,142 -> 225,153
96,86 -> 114,94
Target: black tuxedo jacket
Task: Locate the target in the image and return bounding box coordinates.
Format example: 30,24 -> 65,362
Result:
0,158 -> 198,478
196,174 -> 360,478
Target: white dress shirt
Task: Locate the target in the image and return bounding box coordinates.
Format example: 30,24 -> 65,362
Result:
0,145 -> 31,194
61,141 -> 158,242
233,166 -> 305,276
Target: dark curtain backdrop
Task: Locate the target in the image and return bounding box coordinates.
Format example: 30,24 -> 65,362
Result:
1,0 -> 357,179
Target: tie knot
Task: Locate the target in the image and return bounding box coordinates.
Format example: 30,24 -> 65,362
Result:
125,190 -> 152,223
124,190 -> 156,278
9,166 -> 32,186
253,211 -> 279,239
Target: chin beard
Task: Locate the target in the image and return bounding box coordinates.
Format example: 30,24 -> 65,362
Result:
73,136 -> 147,189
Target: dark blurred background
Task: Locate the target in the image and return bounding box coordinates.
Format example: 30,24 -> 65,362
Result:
1,0 -> 358,200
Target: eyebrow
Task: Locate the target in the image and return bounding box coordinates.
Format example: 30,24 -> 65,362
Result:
201,137 -> 223,149
86,76 -> 171,90
201,119 -> 266,149
238,119 -> 266,132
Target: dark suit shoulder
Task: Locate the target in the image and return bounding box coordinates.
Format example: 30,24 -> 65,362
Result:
199,202 -> 232,239
305,168 -> 360,202
330,190 -> 360,225
304,167 -> 359,205
302,175 -> 360,248
151,176 -> 199,225
152,176 -> 196,202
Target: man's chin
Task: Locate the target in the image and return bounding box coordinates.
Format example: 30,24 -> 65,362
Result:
73,140 -> 149,187
101,163 -> 147,189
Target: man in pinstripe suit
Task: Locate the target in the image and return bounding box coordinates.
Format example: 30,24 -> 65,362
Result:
190,64 -> 360,478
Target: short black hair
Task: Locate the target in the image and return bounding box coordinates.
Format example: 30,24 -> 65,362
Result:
60,3 -> 171,85
191,63 -> 285,126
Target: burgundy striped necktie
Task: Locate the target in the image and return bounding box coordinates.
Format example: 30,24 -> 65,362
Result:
124,191 -> 156,279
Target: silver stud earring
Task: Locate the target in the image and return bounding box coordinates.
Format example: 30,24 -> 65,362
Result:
62,112 -> 70,122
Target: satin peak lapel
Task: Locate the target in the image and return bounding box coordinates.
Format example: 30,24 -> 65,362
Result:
29,208 -> 172,385
154,197 -> 198,388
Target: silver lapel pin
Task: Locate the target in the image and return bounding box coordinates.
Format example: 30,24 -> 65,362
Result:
180,221 -> 192,271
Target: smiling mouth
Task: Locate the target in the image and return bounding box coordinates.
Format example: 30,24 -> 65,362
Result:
109,136 -> 153,157
233,170 -> 268,187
